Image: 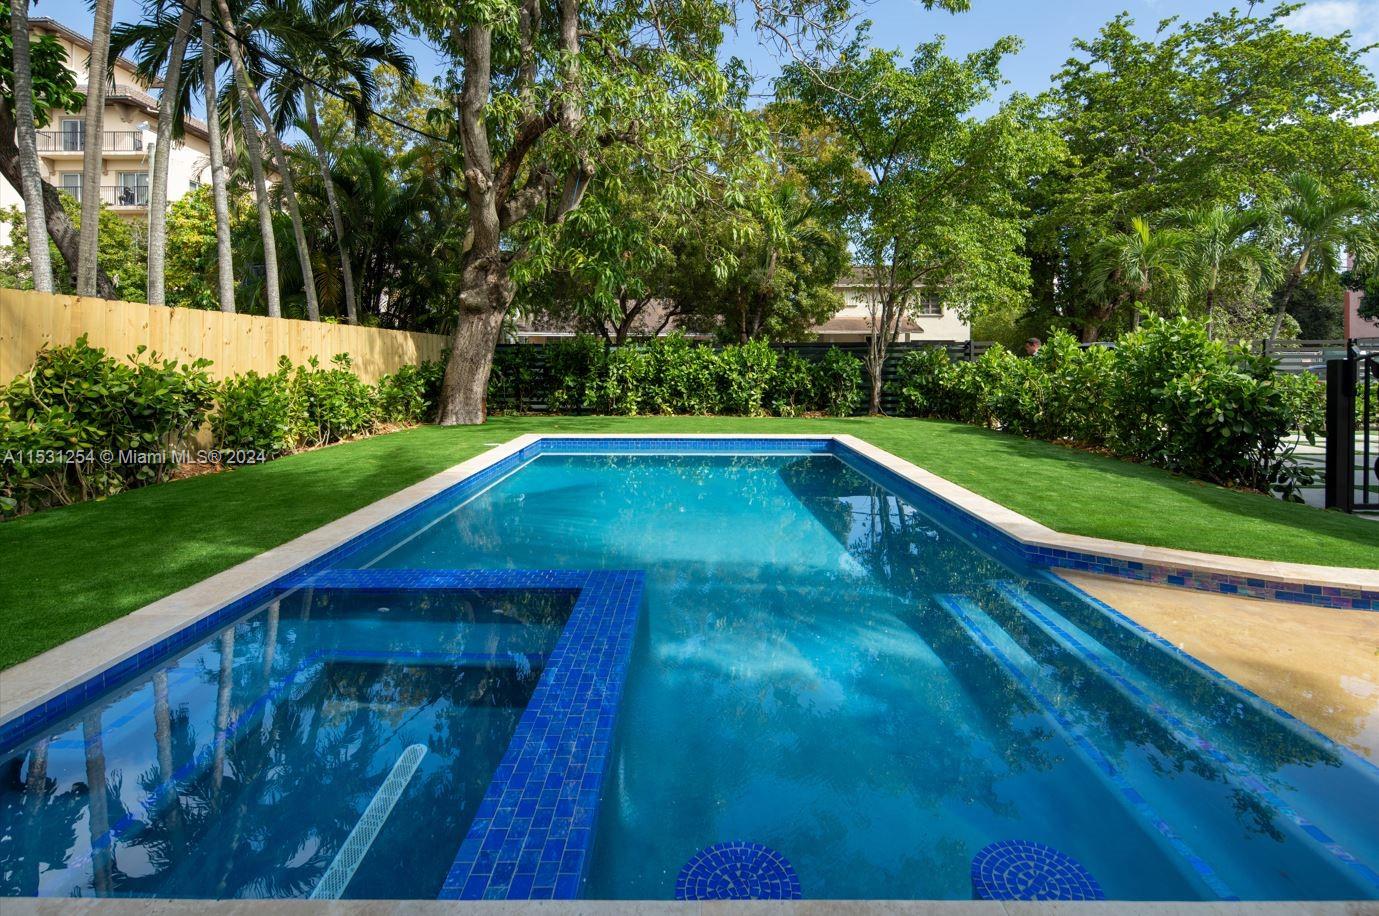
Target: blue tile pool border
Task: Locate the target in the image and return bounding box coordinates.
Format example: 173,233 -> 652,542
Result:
4,434 -> 1369,756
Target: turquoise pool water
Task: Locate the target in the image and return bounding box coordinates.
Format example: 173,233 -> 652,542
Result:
3,448 -> 1378,900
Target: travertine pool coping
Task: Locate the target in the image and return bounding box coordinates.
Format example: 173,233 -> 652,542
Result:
4,432 -> 1375,734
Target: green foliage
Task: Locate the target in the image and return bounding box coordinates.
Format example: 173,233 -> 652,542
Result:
893,320 -> 1320,497
813,347 -> 865,417
377,361 -> 445,424
717,339 -> 778,416
768,351 -> 816,417
545,336 -> 604,413
488,347 -> 542,412
641,335 -> 720,415
212,361 -> 310,458
294,355 -> 378,446
0,195 -> 147,301
0,1 -> 85,125
1,337 -> 214,514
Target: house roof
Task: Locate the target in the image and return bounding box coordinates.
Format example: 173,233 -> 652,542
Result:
811,314 -> 925,336
35,18 -> 211,142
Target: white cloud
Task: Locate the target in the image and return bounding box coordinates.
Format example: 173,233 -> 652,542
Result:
1286,0 -> 1365,34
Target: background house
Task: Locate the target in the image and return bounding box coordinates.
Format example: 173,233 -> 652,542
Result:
809,268 -> 971,344
0,18 -> 212,232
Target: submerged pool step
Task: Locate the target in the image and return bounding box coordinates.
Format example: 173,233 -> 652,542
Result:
988,581 -> 1379,896
932,593 -> 1236,901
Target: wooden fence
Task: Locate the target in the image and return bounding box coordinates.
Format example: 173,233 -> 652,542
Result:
0,289 -> 450,383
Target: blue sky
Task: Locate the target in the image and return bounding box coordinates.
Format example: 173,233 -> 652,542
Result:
28,0 -> 1379,110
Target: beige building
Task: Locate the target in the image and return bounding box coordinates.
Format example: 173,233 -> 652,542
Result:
810,268 -> 971,344
0,17 -> 212,228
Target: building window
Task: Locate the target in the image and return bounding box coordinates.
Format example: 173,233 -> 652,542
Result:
60,119 -> 85,151
918,294 -> 943,316
117,172 -> 149,206
59,173 -> 82,202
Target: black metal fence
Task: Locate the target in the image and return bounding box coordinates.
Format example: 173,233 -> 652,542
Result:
1325,344 -> 1379,513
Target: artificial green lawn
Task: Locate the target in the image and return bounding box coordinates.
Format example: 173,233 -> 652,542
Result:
3,415 -> 1376,670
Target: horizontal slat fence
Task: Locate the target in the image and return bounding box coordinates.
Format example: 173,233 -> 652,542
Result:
0,289 -> 449,383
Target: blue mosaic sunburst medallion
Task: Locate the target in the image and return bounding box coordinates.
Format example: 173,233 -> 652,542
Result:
971,840 -> 1105,901
675,841 -> 802,900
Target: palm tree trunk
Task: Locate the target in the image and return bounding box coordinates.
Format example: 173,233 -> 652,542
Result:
216,3 -> 281,318
1205,287 -> 1215,339
201,0 -> 236,313
236,77 -> 320,321
302,86 -> 357,323
9,0 -> 54,293
76,0 -> 114,297
146,5 -> 195,307
1271,267 -> 1303,342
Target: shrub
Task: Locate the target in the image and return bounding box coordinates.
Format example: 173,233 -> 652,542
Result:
895,348 -> 956,418
1,337 -> 214,513
488,347 -> 541,412
295,354 -> 378,446
377,361 -> 445,424
644,334 -> 720,414
546,336 -> 604,413
213,359 -> 309,458
718,339 -> 778,416
595,344 -> 650,415
770,351 -> 816,417
814,348 -> 865,417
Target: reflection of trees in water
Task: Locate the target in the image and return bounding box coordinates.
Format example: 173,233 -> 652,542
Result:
0,740 -> 85,895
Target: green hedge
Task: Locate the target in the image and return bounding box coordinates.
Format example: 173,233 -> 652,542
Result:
895,320 -> 1325,499
490,334 -> 866,418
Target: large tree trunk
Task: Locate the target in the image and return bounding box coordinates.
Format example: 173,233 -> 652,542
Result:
437,258 -> 512,425
201,0 -> 236,313
303,86 -> 358,324
146,5 -> 195,306
215,0 -> 281,317
232,62 -> 320,321
9,0 -> 54,292
0,107 -> 117,296
76,0 -> 114,296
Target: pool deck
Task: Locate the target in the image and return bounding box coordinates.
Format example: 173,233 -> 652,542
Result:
1063,572 -> 1379,767
3,898 -> 1376,913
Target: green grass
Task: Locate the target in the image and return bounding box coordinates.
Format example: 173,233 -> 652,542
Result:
3,415 -> 1375,670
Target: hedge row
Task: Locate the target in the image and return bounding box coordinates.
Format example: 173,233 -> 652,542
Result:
1,338 -> 445,516
893,320 -> 1326,499
489,335 -> 866,417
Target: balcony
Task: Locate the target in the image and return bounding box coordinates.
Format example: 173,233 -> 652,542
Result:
35,130 -> 147,153
60,185 -> 150,207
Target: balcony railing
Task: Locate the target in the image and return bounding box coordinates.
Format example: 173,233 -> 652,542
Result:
35,130 -> 147,153
60,185 -> 150,207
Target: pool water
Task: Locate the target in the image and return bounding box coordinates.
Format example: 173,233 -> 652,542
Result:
4,448 -> 1378,900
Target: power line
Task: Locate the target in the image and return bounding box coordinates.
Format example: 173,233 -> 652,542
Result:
168,0 -> 456,145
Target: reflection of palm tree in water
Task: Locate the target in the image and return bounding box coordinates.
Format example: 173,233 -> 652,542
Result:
0,740 -> 86,896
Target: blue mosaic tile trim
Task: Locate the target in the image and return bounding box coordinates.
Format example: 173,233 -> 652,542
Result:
971,840 -> 1104,901
934,593 -> 1237,901
1041,571 -> 1379,786
675,842 -> 802,900
828,440 -> 1374,612
438,569 -> 645,901
995,581 -> 1379,894
535,436 -> 831,455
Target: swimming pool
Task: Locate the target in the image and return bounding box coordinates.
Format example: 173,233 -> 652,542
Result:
2,437 -> 1377,901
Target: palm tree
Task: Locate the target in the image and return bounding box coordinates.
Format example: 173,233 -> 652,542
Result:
8,0 -> 54,292
213,0 -> 320,320
201,0 -> 237,312
1173,204 -> 1278,338
146,2 -> 196,307
263,0 -> 415,325
1269,173 -> 1377,341
76,0 -> 116,297
1084,217 -> 1188,341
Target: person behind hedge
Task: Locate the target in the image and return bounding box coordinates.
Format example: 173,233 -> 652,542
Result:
1024,337 -> 1042,357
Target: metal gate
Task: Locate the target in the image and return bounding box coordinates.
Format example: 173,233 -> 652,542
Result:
1326,344 -> 1379,512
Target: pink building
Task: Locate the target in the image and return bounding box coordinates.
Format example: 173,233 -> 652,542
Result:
1345,284 -> 1378,338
